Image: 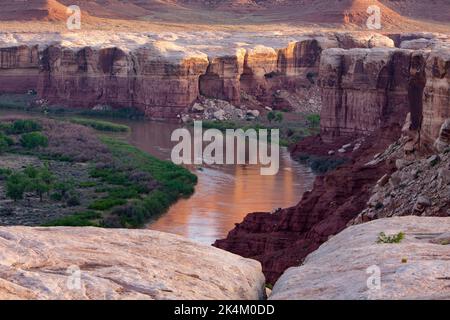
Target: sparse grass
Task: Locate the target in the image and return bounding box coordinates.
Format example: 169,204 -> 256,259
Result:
377,232 -> 405,244
70,118 -> 130,132
43,211 -> 102,227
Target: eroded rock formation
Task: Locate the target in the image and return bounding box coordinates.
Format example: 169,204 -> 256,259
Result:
0,31 -> 394,118
216,33 -> 450,284
0,45 -> 40,93
270,216 -> 450,300
0,226 -> 265,300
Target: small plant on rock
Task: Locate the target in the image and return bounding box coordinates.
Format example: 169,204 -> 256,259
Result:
377,231 -> 405,244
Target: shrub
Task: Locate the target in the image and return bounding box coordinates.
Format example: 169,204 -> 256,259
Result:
295,153 -> 346,174
20,132 -> 48,149
88,197 -> 127,211
66,193 -> 81,207
8,119 -> 42,134
0,133 -> 13,154
43,211 -> 101,227
267,111 -> 276,122
274,112 -> 283,123
306,114 -> 320,128
377,232 -> 405,244
6,172 -> 28,201
111,202 -> 147,227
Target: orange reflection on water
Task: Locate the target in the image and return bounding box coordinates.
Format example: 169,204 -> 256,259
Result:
123,120 -> 315,245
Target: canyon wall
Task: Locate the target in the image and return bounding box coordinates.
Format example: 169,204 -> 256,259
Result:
0,31 -> 394,118
319,36 -> 450,148
216,35 -> 450,284
319,48 -> 413,142
0,45 -> 40,93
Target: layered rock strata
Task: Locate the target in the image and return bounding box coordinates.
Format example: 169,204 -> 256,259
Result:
0,31 -> 394,118
216,34 -> 450,284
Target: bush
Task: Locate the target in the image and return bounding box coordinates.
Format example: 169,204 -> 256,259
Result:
377,232 -> 405,244
306,114 -> 320,128
66,193 -> 81,207
43,211 -> 101,227
7,119 -> 42,134
6,172 -> 28,201
88,197 -> 127,211
0,132 -> 13,154
20,132 -> 48,149
295,153 -> 346,174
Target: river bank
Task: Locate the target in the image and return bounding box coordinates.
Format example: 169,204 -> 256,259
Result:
0,116 -> 197,228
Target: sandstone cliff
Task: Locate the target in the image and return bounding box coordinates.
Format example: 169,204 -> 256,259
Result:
270,217 -> 450,300
0,31 -> 394,118
0,226 -> 265,300
215,33 -> 450,284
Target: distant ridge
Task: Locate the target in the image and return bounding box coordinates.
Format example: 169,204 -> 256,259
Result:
0,0 -> 449,32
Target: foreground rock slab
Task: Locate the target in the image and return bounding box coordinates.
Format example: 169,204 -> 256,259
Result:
0,227 -> 265,300
270,217 -> 450,300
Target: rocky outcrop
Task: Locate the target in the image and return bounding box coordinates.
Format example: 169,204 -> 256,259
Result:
422,48 -> 450,146
0,45 -> 40,93
38,45 -> 209,119
270,217 -> 450,300
0,31 -> 394,118
0,226 -> 265,300
319,48 -> 414,142
216,34 -> 450,284
215,126 -> 400,284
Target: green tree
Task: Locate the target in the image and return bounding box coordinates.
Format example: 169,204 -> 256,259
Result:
274,112 -> 283,123
20,132 -> 48,149
267,111 -> 276,123
6,172 -> 28,202
24,165 -> 54,202
8,119 -> 42,134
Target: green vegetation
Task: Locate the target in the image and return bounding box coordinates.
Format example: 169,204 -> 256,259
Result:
377,232 -> 405,244
5,165 -> 54,202
20,132 -> 48,149
267,111 -> 283,123
70,118 -> 130,132
0,132 -> 13,154
88,198 -> 127,211
306,114 -> 320,128
1,117 -> 197,228
43,210 -> 102,227
5,172 -> 28,201
93,136 -> 197,227
294,153 -> 346,174
7,119 -> 42,134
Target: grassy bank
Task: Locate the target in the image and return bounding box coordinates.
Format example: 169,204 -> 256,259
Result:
0,117 -> 197,228
70,118 -> 130,132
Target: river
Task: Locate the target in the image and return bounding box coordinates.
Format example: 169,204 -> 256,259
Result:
0,110 -> 315,245
122,120 -> 315,245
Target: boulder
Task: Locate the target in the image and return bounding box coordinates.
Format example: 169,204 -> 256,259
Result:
270,217 -> 450,300
0,227 -> 265,300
